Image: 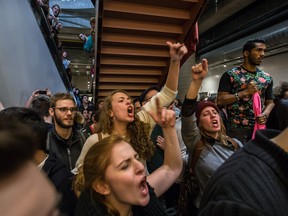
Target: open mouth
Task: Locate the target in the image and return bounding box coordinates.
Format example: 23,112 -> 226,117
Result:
127,106 -> 134,116
212,120 -> 219,127
140,176 -> 148,196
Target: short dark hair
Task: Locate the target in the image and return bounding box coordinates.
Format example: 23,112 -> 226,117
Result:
280,81 -> 288,99
50,92 -> 75,108
133,97 -> 140,104
139,86 -> 159,106
31,95 -> 50,117
0,107 -> 48,152
52,4 -> 61,15
0,120 -> 37,178
243,39 -> 266,53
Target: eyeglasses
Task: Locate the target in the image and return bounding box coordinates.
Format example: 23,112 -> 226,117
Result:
53,107 -> 77,114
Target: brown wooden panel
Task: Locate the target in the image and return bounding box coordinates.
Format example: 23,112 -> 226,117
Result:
100,67 -> 162,75
103,18 -> 183,34
98,83 -> 152,90
99,76 -> 158,83
57,0 -> 208,98
101,46 -> 169,57
102,32 -> 174,46
104,1 -> 190,19
100,57 -> 167,67
98,90 -> 144,98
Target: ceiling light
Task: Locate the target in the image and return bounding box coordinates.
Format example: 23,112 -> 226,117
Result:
86,65 -> 90,69
76,70 -> 79,73
74,65 -> 78,68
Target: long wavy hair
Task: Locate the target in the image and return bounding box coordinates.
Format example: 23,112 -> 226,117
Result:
96,90 -> 154,160
83,135 -> 130,216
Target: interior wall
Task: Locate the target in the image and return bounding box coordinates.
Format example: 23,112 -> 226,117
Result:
0,0 -> 66,108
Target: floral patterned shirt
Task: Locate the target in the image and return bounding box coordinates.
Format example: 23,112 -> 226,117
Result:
218,66 -> 274,129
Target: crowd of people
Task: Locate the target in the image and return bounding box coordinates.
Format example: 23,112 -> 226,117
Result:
36,0 -> 95,88
1,3 -> 288,215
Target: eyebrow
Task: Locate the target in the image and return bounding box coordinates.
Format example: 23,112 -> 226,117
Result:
116,158 -> 130,168
117,96 -> 130,100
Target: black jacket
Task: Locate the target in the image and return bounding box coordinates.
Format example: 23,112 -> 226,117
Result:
47,127 -> 86,170
199,129 -> 288,216
43,153 -> 78,216
75,184 -> 168,216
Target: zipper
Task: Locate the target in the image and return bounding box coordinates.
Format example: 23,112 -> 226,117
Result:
67,147 -> 72,170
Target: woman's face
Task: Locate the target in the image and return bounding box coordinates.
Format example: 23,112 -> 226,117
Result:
52,6 -> 60,16
199,106 -> 221,138
104,141 -> 150,208
98,101 -> 104,110
110,92 -> 134,123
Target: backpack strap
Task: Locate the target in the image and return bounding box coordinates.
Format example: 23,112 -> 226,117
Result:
226,136 -> 239,151
78,130 -> 86,146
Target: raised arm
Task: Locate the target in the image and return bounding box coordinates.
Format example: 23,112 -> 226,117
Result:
24,88 -> 52,108
186,59 -> 208,100
138,42 -> 188,132
165,41 -> 188,91
146,98 -> 182,197
181,59 -> 208,152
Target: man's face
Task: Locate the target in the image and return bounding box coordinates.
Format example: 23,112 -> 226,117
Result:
50,99 -> 76,129
246,43 -> 266,66
82,96 -> 89,103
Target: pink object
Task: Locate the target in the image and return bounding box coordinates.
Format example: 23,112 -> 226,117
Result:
252,92 -> 266,139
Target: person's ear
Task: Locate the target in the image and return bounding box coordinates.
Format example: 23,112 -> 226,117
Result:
109,110 -> 114,118
92,181 -> 110,195
243,50 -> 249,57
49,107 -> 54,116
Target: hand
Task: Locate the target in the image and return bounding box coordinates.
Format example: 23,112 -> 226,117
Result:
166,41 -> 188,61
256,113 -> 267,125
31,89 -> 41,98
191,59 -> 208,82
156,136 -> 165,150
148,98 -> 176,128
247,81 -> 258,95
45,88 -> 52,97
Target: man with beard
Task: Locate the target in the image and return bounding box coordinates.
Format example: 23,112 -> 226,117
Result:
217,39 -> 274,144
47,93 -> 86,171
